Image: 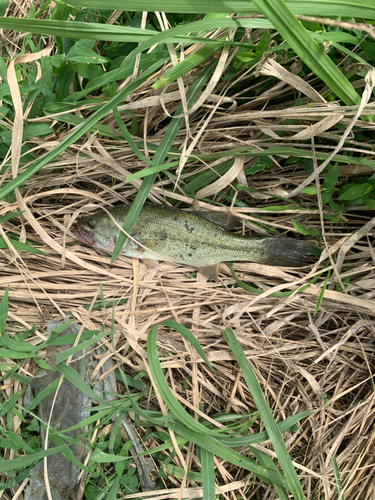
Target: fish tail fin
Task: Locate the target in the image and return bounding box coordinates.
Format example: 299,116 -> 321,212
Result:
260,238 -> 320,267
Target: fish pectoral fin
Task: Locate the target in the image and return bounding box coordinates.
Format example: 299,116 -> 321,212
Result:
195,210 -> 239,230
198,263 -> 220,280
143,258 -> 159,267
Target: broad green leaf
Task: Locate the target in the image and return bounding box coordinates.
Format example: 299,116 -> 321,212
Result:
256,30 -> 271,57
301,186 -> 317,195
324,164 -> 338,191
365,198 -> 375,209
338,183 -> 373,201
66,45 -> 108,64
292,220 -> 321,240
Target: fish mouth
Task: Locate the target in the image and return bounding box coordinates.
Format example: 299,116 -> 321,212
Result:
74,225 -> 95,246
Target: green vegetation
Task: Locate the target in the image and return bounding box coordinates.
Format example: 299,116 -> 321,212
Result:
1,1 -> 374,499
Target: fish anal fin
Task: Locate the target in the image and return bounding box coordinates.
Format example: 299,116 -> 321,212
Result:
195,211 -> 238,230
198,263 -> 220,280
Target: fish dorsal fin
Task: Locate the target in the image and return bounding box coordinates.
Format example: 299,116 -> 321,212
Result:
197,263 -> 221,280
195,210 -> 238,230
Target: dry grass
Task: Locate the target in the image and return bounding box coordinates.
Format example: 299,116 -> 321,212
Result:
1,3 -> 375,499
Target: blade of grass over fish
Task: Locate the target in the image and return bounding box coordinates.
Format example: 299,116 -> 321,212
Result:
110,60 -> 217,263
147,323 -> 223,437
0,60 -> 164,201
167,421 -> 287,489
222,327 -> 305,500
67,0 -> 375,19
201,448 -> 216,500
0,285 -> 9,335
249,0 -> 361,109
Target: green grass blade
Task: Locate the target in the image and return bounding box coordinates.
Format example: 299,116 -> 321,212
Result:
125,160 -> 180,182
67,1 -> 375,19
147,323 -> 219,436
0,390 -> 25,419
153,43 -> 222,89
218,410 -> 312,446
24,379 -> 60,412
0,284 -> 9,335
108,477 -> 120,500
161,320 -> 213,370
200,448 -> 216,500
314,269 -> 331,315
0,237 -> 48,255
0,444 -> 72,472
0,211 -> 23,223
167,421 -> 287,489
222,327 -> 305,500
332,455 -> 344,500
249,0 -> 361,108
56,364 -> 106,403
251,446 -> 290,500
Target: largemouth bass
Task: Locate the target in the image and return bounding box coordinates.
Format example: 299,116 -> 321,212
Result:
74,205 -> 319,279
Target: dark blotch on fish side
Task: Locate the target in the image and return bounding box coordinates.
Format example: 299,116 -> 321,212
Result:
184,221 -> 194,233
159,230 -> 168,241
188,253 -> 192,257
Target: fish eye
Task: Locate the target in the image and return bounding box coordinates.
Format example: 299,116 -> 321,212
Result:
87,217 -> 97,230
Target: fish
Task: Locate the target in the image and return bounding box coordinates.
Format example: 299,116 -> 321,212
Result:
74,205 -> 319,279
